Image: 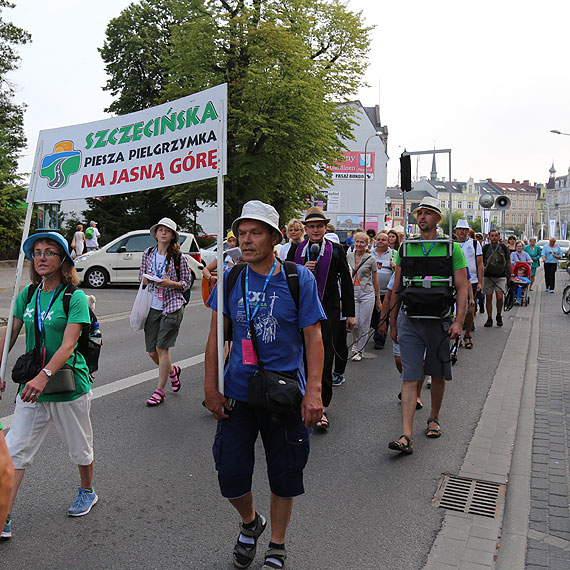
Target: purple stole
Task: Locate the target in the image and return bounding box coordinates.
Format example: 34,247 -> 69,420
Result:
294,238 -> 333,300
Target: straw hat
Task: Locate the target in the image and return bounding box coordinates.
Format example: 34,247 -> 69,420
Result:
302,206 -> 331,225
411,197 -> 444,224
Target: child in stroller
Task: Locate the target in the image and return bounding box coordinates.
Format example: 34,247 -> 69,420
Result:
509,262 -> 532,307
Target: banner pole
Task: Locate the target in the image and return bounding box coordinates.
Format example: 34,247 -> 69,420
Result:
216,101 -> 225,394
0,141 -> 43,395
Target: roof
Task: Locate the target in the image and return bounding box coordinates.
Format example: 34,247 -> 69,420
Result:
487,179 -> 538,195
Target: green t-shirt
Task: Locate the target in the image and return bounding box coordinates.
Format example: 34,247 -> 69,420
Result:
14,284 -> 91,402
395,240 -> 467,285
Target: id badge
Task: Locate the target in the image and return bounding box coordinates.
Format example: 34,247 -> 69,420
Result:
242,339 -> 258,365
157,287 -> 164,300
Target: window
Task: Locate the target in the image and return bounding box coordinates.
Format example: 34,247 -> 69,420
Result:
524,200 -> 528,209
467,201 -> 473,209
517,215 -> 522,224
395,206 -> 401,217
124,235 -> 156,252
440,201 -> 446,209
457,201 -> 462,209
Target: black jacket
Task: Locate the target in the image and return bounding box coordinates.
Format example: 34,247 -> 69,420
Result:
287,241 -> 355,318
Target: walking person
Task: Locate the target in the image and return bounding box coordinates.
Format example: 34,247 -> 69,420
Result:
140,218 -> 191,406
0,232 -> 97,538
278,219 -> 304,261
482,230 -> 512,327
204,200 -> 325,570
388,197 -> 468,454
455,220 -> 483,349
370,231 -> 394,349
71,224 -> 86,258
84,221 -> 101,252
541,237 -> 563,293
347,232 -> 381,361
523,237 -> 541,290
287,206 -> 355,430
510,240 -> 532,266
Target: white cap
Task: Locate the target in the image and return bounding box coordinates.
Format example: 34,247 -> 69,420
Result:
150,217 -> 180,241
232,200 -> 282,238
455,219 -> 470,229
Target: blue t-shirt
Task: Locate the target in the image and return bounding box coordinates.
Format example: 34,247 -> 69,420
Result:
209,264 -> 326,402
542,244 -> 562,264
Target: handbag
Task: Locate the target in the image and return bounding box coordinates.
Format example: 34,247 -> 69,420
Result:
130,281 -> 153,331
12,285 -> 76,394
242,276 -> 302,416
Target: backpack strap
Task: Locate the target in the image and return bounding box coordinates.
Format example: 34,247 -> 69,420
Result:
25,283 -> 39,305
62,284 -> 78,317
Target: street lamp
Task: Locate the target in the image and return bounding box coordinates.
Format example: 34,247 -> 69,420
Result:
550,129 -> 570,136
363,131 -> 383,230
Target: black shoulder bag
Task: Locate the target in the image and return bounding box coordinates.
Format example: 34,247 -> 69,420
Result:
242,271 -> 302,416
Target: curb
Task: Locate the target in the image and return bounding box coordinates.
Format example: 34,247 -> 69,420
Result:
424,274 -> 542,569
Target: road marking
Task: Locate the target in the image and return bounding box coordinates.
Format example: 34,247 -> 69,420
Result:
0,352 -> 205,430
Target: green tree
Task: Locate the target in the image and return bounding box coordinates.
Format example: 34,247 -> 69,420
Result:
0,0 -> 31,258
96,0 -> 372,228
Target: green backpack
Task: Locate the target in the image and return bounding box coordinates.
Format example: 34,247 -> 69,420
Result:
85,227 -> 95,240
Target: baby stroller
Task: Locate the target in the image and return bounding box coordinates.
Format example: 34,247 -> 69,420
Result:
505,262 -> 531,310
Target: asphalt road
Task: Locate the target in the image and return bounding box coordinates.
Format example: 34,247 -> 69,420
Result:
0,283 -> 513,569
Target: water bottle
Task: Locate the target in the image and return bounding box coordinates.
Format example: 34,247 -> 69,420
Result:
88,322 -> 102,374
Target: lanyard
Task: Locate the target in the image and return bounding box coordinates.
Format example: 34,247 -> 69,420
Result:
305,241 -> 323,263
245,258 -> 278,325
153,248 -> 167,278
420,239 -> 438,257
36,284 -> 61,337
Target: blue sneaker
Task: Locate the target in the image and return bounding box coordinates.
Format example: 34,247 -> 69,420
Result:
1,516 -> 11,539
332,373 -> 345,386
68,487 -> 98,517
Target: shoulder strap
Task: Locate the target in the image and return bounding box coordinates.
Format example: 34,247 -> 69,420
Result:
282,260 -> 299,310
226,263 -> 247,297
174,252 -> 182,281
62,284 -> 78,317
26,283 -> 39,305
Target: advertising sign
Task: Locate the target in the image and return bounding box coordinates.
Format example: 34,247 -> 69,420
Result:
33,84 -> 227,203
308,191 -> 328,210
550,219 -> 557,238
326,151 -> 375,181
327,190 -> 341,212
561,222 -> 567,239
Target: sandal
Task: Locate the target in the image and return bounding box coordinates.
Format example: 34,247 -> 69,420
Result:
388,434 -> 413,454
316,413 -> 330,430
426,418 -> 442,438
463,336 -> 473,349
262,547 -> 287,569
146,388 -> 165,406
170,365 -> 182,392
397,392 -> 423,410
233,512 -> 267,569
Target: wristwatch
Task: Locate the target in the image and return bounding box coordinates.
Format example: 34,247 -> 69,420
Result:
42,368 -> 52,378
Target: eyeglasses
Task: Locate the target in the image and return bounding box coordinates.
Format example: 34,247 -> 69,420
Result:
31,251 -> 62,259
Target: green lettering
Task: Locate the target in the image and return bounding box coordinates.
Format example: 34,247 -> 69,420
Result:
200,101 -> 218,124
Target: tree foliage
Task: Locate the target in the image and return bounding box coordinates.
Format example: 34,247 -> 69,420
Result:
0,0 -> 30,258
94,0 -> 372,229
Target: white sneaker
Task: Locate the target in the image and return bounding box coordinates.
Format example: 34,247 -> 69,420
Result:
352,353 -> 362,362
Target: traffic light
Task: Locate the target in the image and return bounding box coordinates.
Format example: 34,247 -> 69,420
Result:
400,153 -> 412,191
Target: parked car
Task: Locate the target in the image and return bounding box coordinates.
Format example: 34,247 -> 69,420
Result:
74,230 -> 204,289
200,240 -> 230,266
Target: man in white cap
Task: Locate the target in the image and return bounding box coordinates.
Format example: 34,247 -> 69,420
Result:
204,200 -> 325,570
84,221 -> 101,252
454,219 -> 483,348
388,197 -> 468,454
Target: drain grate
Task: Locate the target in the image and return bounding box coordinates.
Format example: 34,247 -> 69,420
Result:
433,474 -> 506,518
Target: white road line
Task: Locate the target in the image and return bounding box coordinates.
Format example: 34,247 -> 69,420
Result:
0,352 -> 205,430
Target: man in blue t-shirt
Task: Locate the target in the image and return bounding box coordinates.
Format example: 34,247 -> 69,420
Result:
204,200 -> 325,570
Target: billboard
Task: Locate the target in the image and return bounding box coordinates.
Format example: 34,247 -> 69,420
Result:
326,151 -> 375,181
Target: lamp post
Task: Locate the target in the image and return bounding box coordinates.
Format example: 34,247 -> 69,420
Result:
550,129 -> 570,136
363,131 -> 382,230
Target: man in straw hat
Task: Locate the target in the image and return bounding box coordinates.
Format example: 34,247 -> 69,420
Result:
388,197 -> 468,454
286,206 -> 355,430
204,200 -> 326,570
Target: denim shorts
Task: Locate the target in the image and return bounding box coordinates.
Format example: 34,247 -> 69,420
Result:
397,310 -> 452,381
144,307 -> 184,352
212,400 -> 310,499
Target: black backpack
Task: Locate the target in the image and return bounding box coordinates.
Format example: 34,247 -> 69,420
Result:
26,284 -> 100,374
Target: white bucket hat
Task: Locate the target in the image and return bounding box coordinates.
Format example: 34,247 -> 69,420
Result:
411,197 -> 444,224
231,200 -> 282,238
455,219 -> 470,230
150,217 -> 179,241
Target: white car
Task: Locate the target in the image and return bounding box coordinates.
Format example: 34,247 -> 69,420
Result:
75,230 -> 204,289
199,239 -> 229,266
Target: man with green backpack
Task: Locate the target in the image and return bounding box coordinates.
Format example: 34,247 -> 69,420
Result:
85,221 -> 101,252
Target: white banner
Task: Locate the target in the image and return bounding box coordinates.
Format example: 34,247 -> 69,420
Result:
33,84 -> 227,203
549,219 -> 557,238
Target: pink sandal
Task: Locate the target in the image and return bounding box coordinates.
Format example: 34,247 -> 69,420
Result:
169,365 -> 181,392
146,388 -> 165,406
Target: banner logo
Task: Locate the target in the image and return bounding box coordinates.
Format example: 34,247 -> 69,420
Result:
40,141 -> 81,189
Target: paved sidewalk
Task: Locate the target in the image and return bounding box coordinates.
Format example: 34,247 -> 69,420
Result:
426,269 -> 570,569
523,275 -> 570,569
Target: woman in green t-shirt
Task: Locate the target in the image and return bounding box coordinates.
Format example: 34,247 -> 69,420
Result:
0,232 -> 97,540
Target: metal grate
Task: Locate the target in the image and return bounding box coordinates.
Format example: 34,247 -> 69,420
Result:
433,474 -> 506,519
